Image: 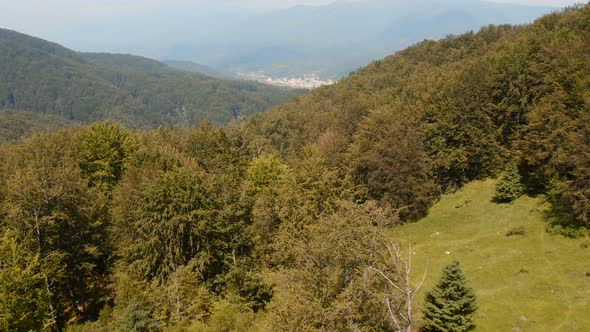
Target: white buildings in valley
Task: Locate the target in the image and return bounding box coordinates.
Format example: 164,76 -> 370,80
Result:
241,72 -> 337,89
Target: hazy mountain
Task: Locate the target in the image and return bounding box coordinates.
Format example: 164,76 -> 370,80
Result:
0,28 -> 304,128
162,60 -> 230,79
5,0 -> 559,80
163,0 -> 557,78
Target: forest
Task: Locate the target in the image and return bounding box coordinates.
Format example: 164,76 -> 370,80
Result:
0,29 -> 303,129
0,4 -> 589,332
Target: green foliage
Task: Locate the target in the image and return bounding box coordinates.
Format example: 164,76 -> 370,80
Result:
112,163 -> 215,283
242,4 -> 590,229
494,161 -> 524,203
186,299 -> 256,332
0,109 -> 72,142
1,131 -> 110,329
259,202 -> 392,332
120,301 -> 161,332
1,4 -> 590,331
350,106 -> 436,220
245,153 -> 286,195
0,231 -> 48,331
422,261 -> 477,332
0,29 -> 303,128
80,122 -> 134,193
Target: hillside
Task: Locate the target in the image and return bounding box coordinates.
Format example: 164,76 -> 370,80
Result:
246,3 -> 590,228
163,60 -> 229,79
0,109 -> 73,141
0,28 -> 303,128
0,4 -> 589,332
394,180 -> 590,331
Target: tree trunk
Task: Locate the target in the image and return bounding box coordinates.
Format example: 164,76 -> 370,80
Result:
34,209 -> 60,332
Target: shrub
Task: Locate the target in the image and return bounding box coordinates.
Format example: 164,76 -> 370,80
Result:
506,226 -> 527,237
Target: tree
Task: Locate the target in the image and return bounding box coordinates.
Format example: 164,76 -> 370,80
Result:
422,261 -> 477,332
79,121 -> 134,194
368,241 -> 428,332
2,131 -> 110,329
494,161 -> 524,203
0,230 -> 48,331
349,105 -> 436,221
112,165 -> 216,283
120,301 -> 161,332
259,201 -> 393,332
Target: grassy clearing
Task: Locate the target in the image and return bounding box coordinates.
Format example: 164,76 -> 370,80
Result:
392,179 -> 590,331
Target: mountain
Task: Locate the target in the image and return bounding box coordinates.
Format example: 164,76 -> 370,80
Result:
162,60 -> 229,79
0,109 -> 73,142
0,28 -> 304,128
162,0 -> 558,78
9,0 -> 558,80
0,5 -> 588,332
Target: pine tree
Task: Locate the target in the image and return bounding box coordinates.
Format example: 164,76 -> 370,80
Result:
422,261 -> 477,332
120,301 -> 160,332
494,161 -> 524,203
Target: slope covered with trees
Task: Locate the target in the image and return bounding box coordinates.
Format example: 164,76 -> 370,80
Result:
0,29 -> 303,128
244,3 -> 590,230
0,109 -> 72,142
0,4 -> 589,332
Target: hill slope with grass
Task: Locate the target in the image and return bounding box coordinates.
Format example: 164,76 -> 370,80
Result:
394,180 -> 590,331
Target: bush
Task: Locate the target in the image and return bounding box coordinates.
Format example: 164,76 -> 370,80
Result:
506,226 -> 527,237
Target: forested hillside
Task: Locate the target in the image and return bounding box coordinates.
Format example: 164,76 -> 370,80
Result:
0,4 -> 589,332
0,109 -> 72,142
0,29 -> 303,128
245,3 -> 590,230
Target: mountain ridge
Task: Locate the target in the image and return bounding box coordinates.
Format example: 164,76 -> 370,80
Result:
0,28 -> 304,128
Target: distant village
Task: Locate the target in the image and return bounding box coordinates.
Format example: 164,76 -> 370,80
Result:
241,72 -> 337,89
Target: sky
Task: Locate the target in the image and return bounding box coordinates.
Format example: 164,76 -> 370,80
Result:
0,0 -> 582,18
0,0 -> 584,54
0,1 -> 582,29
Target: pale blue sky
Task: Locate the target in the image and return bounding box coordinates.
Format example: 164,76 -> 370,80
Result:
0,0 -> 584,55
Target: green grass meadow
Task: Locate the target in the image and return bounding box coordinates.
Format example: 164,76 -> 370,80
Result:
393,180 -> 590,331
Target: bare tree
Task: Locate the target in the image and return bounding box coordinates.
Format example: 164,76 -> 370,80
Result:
369,241 -> 428,332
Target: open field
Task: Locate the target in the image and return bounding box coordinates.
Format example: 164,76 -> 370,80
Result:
393,180 -> 590,331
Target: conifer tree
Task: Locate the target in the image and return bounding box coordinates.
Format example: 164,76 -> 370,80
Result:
422,261 -> 477,332
494,161 -> 524,203
120,301 -> 160,332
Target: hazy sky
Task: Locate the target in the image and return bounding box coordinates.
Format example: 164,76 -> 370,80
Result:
0,0 -> 582,25
0,0 -> 583,17
0,0 -> 584,54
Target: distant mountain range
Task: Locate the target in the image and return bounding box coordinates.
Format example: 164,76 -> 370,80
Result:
160,0 -> 557,78
5,0 -> 559,80
163,60 -> 230,79
0,28 -> 303,130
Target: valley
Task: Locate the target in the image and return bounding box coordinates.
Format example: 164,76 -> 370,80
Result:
0,2 -> 588,332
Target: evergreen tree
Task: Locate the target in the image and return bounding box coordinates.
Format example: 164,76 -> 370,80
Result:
494,161 -> 524,203
120,301 -> 160,332
422,261 -> 477,332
